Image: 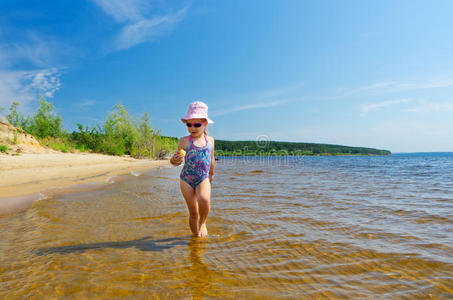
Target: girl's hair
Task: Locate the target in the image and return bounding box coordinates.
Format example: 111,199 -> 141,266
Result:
204,119 -> 208,136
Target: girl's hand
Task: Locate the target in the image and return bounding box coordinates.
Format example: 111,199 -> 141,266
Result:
209,173 -> 214,183
170,152 -> 184,166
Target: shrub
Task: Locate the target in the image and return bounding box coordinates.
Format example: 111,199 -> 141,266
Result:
99,103 -> 138,155
31,95 -> 65,138
7,96 -> 64,138
37,136 -> 77,153
132,112 -> 155,157
6,101 -> 30,129
70,124 -> 103,152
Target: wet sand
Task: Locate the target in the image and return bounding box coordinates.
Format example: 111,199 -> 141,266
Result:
0,153 -> 171,213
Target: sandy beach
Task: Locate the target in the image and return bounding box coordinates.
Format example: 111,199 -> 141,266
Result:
0,152 -> 171,213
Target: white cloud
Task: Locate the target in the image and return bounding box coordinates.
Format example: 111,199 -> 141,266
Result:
359,97 -> 453,115
343,82 -> 394,95
340,78 -> 453,98
0,30 -> 63,117
0,68 -> 61,114
93,0 -> 188,51
25,68 -> 61,98
93,0 -> 150,22
115,13 -> 184,50
359,98 -> 413,114
75,99 -> 97,110
404,100 -> 453,113
0,33 -> 62,69
394,79 -> 453,91
209,84 -> 303,117
241,84 -> 304,101
210,100 -> 287,117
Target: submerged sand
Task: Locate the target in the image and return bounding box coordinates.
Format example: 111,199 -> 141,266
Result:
0,152 -> 171,212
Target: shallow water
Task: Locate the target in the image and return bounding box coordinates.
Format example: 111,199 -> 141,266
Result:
1,153 -> 453,298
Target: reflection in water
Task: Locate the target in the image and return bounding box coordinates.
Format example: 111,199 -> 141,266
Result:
1,154 -> 453,298
187,238 -> 212,298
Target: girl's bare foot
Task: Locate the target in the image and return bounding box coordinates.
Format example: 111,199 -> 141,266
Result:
198,223 -> 208,238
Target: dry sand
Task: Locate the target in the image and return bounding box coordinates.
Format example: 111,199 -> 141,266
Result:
0,152 -> 171,213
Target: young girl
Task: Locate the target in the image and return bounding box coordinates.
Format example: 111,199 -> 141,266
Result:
170,101 -> 215,238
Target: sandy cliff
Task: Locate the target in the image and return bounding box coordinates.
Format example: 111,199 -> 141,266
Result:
0,118 -> 54,154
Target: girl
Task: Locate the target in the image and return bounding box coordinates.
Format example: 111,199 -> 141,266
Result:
170,101 -> 215,238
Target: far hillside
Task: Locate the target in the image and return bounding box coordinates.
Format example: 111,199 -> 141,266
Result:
163,136 -> 391,156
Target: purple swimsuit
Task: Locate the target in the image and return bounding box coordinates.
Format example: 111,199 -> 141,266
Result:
180,134 -> 213,189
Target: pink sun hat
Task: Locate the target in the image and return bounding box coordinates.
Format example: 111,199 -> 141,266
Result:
181,101 -> 214,124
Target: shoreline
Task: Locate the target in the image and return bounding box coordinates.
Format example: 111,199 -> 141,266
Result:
0,152 -> 171,214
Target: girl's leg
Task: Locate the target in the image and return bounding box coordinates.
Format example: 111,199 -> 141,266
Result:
180,179 -> 199,236
195,178 -> 211,237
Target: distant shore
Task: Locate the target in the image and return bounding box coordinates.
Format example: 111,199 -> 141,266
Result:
215,153 -> 392,157
0,152 -> 171,213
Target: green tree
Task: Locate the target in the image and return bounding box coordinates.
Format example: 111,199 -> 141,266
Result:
71,123 -> 103,152
101,103 -> 138,155
133,112 -> 155,157
6,101 -> 30,129
31,95 -> 64,138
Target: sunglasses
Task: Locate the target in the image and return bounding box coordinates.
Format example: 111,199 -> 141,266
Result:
186,122 -> 205,128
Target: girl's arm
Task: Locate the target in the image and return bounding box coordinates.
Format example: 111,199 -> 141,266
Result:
209,137 -> 215,182
170,137 -> 186,166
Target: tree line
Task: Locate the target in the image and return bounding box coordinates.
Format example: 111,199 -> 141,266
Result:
0,95 -> 177,158
212,140 -> 391,156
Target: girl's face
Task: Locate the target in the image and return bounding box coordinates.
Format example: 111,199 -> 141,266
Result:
185,118 -> 206,136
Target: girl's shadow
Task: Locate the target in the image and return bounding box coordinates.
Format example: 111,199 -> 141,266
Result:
33,235 -> 190,256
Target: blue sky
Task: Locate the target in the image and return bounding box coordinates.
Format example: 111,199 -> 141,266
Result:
1,0 -> 453,153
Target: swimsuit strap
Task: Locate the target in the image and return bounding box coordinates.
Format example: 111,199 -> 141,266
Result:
189,134 -> 207,142
189,134 -> 209,148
